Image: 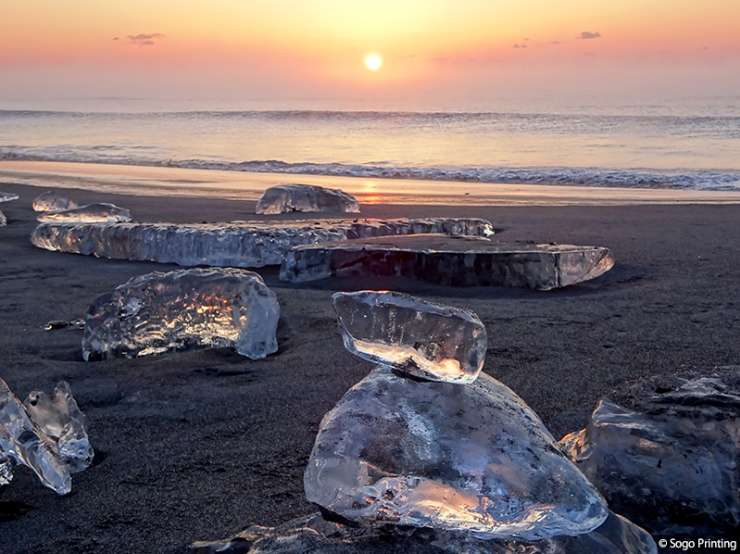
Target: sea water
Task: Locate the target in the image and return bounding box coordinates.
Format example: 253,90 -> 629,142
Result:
1,97 -> 739,191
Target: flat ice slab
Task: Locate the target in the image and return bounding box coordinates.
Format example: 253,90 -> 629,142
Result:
37,202 -> 132,223
281,234 -> 614,290
31,218 -> 494,268
82,268 -> 280,360
256,184 -> 360,215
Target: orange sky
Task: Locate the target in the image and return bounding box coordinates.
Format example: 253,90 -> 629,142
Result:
2,0 -> 739,108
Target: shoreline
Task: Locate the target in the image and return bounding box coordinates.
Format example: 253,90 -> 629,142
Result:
4,160 -> 740,206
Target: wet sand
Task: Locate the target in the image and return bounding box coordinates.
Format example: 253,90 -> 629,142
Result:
1,182 -> 739,553
4,160 -> 740,206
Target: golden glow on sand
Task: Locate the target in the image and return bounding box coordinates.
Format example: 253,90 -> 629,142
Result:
364,52 -> 383,71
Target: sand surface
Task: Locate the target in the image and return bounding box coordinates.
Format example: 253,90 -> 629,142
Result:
1,183 -> 739,553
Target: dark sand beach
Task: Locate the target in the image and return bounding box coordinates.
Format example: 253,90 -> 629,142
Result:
1,182 -> 739,553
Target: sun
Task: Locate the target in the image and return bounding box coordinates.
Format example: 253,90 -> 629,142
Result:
364,52 -> 383,72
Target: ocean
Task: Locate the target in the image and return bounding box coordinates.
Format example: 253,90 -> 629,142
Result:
2,98 -> 740,191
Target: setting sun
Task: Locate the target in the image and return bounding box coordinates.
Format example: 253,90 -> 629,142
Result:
364,52 -> 383,71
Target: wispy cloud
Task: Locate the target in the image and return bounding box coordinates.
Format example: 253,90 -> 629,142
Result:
578,31 -> 602,40
512,43 -> 528,49
125,33 -> 166,46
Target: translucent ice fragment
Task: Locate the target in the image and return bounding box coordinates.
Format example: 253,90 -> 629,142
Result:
37,202 -> 132,223
31,218 -> 494,268
0,378 -> 72,494
332,291 -> 487,384
0,454 -> 13,486
281,234 -> 614,289
560,375 -> 740,534
0,210 -> 6,227
82,268 -> 280,360
24,381 -> 93,472
304,366 -> 607,541
43,319 -> 85,331
256,184 -> 360,215
32,191 -> 79,212
0,192 -> 20,203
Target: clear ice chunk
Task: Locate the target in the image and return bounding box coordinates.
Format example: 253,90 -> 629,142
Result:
24,381 -> 94,472
32,191 -> 79,212
332,291 -> 487,384
0,192 -> 19,203
304,365 -> 608,541
0,454 -> 13,485
43,319 -> 85,331
0,192 -> 16,225
256,184 -> 360,215
31,218 -> 494,268
560,375 -> 740,534
191,511 -> 656,554
0,377 -> 80,495
37,202 -> 132,223
82,268 -> 280,361
281,234 -> 614,289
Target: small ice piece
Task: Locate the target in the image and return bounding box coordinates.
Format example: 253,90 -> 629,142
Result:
332,291 -> 487,384
24,381 -> 93,472
281,234 -> 614,289
32,191 -> 79,212
0,454 -> 13,485
0,210 -> 6,227
256,184 -> 360,215
0,192 -> 19,203
43,319 -> 85,331
0,378 -> 72,494
190,511 -> 656,554
560,375 -> 740,534
31,217 -> 494,268
304,366 -> 607,541
82,268 -> 280,361
37,202 -> 132,223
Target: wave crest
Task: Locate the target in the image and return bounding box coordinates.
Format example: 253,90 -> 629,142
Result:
2,147 -> 739,191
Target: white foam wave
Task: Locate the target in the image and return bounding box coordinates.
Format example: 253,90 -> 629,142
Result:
2,146 -> 740,191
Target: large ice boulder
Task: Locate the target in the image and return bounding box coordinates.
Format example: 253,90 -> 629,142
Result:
560,374 -> 739,534
190,510 -> 656,554
32,191 -> 79,212
82,268 -> 280,361
37,202 -> 132,223
0,378 -> 93,495
332,291 -> 487,384
304,365 -> 608,540
256,184 -> 360,215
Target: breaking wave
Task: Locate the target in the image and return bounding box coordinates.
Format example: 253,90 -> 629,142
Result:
2,146 -> 740,191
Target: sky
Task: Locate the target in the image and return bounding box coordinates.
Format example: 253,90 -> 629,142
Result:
1,0 -> 739,110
